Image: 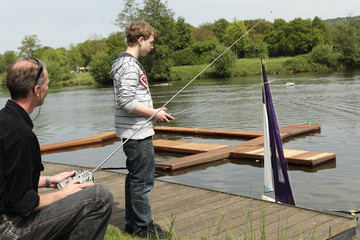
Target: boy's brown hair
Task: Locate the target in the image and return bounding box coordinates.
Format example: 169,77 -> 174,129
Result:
126,21 -> 156,46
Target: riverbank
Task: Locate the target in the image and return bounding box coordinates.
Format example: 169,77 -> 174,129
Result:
170,57 -> 293,81
46,56 -> 335,87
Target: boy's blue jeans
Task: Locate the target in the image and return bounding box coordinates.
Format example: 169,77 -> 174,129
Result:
123,136 -> 155,231
0,184 -> 113,240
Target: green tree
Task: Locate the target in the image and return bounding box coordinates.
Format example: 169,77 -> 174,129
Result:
79,37 -> 108,66
223,20 -> 248,58
0,51 -> 18,74
66,44 -> 84,71
114,0 -> 139,32
40,48 -> 71,82
192,26 -> 217,42
191,40 -> 218,64
105,32 -> 127,57
173,47 -> 197,66
138,0 -> 177,80
172,17 -> 194,66
264,18 -> 326,57
244,19 -> 273,35
264,18 -> 288,56
0,51 -> 18,85
286,18 -> 325,55
18,34 -> 42,58
211,18 -> 230,43
89,51 -> 113,84
211,45 -> 236,77
312,16 -> 333,45
174,17 -> 193,51
190,25 -> 219,63
243,19 -> 271,58
243,41 -> 269,58
333,17 -> 360,67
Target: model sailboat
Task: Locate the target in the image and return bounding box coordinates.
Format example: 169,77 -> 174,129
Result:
261,59 -> 295,206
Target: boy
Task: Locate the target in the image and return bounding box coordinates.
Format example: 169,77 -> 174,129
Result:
110,21 -> 174,239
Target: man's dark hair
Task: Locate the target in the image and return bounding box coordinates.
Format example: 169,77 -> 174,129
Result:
6,58 -> 45,100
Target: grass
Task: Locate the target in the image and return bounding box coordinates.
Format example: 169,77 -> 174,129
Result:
232,57 -> 292,77
104,225 -> 132,240
104,215 -> 178,240
50,72 -> 97,87
170,57 -> 293,81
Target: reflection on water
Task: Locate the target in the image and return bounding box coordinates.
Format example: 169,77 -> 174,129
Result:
1,70 -> 360,211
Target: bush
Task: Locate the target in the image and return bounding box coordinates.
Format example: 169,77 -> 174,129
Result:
45,59 -> 72,82
310,44 -> 339,67
283,54 -> 313,72
0,72 -> 6,86
211,45 -> 236,77
89,51 -> 113,85
243,42 -> 269,59
191,41 -> 218,64
173,47 -> 197,66
283,53 -> 334,72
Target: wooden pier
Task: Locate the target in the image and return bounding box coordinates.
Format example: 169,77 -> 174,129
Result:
40,124 -> 336,172
39,162 -> 356,239
154,123 -> 335,171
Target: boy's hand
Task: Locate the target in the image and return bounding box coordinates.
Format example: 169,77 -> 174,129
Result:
154,108 -> 175,123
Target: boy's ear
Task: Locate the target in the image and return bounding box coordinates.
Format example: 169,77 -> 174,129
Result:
138,36 -> 144,46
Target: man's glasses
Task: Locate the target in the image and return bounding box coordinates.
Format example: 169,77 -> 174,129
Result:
32,58 -> 43,85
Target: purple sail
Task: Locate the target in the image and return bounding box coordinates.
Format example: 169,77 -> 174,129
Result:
261,59 -> 295,206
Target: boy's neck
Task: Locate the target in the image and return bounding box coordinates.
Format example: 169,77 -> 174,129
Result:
126,45 -> 139,59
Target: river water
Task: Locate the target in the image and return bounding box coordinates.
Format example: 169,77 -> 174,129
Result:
1,70 -> 359,212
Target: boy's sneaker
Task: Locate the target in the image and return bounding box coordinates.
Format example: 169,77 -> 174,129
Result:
124,225 -> 133,234
134,221 -> 170,239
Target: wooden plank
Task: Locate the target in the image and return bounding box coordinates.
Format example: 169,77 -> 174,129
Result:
279,124 -> 321,139
155,145 -> 234,170
154,126 -> 263,138
153,139 -> 230,154
230,147 -> 336,166
40,132 -> 117,153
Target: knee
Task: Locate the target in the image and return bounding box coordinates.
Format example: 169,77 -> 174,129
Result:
97,184 -> 113,207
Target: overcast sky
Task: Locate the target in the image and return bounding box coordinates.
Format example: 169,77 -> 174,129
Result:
1,0 -> 359,54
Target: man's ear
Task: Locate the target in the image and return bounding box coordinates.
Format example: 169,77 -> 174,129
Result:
33,85 -> 41,97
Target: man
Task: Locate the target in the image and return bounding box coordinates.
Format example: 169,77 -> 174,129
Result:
0,58 -> 113,239
110,21 -> 174,239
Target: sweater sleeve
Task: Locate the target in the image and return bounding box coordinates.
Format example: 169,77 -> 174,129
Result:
112,60 -> 140,114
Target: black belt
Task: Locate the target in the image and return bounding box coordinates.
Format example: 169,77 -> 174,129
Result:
122,136 -> 152,142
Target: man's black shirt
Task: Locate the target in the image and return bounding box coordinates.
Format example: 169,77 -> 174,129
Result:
0,100 -> 43,216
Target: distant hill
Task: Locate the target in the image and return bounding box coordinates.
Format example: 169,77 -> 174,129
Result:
323,15 -> 360,26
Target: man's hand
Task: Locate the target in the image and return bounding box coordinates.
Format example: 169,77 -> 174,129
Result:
47,171 -> 76,188
36,178 -> 94,211
60,179 -> 95,197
